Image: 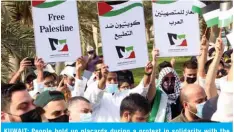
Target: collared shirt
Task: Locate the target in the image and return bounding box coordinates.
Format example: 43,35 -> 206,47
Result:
169,110 -> 189,122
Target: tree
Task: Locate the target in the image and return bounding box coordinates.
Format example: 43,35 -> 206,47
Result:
143,1 -> 153,44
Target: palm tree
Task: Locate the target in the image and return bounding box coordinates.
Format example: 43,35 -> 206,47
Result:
143,1 -> 153,44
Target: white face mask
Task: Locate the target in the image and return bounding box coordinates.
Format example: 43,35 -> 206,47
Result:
79,113 -> 92,122
105,84 -> 118,93
67,83 -> 74,91
44,87 -> 57,91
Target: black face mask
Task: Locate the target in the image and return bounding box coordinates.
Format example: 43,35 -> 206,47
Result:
20,108 -> 42,122
217,69 -> 227,78
48,115 -> 69,122
186,77 -> 197,84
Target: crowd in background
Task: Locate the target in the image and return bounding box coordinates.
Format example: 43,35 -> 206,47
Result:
1,34 -> 233,122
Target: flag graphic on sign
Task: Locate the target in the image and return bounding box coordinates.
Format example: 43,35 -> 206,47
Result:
32,0 -> 65,8
98,1 -> 143,17
49,38 -> 68,52
116,46 -> 135,59
167,33 -> 187,46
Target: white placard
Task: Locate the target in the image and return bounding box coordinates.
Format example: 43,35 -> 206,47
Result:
152,1 -> 200,57
98,1 -> 148,71
227,32 -> 234,47
32,0 -> 81,62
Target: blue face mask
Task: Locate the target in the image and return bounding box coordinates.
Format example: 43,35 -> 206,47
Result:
195,102 -> 206,118
79,113 -> 92,122
106,84 -> 118,93
44,87 -> 57,91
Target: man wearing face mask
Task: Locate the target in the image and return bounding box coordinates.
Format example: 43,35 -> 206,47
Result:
34,90 -> 69,122
83,45 -> 100,73
84,50 -> 156,122
170,84 -> 207,122
1,83 -> 43,122
148,49 -> 182,122
29,57 -> 58,97
60,66 -> 76,91
181,60 -> 198,87
68,96 -> 92,122
120,93 -> 150,122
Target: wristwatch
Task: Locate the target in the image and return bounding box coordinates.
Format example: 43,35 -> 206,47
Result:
144,72 -> 152,76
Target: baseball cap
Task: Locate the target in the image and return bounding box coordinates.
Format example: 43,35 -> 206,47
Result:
34,91 -> 65,108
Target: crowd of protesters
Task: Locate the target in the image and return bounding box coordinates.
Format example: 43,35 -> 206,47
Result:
1,34 -> 233,122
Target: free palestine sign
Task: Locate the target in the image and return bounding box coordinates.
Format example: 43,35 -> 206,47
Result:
32,0 -> 82,62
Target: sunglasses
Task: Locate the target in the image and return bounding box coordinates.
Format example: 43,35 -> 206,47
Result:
163,77 -> 176,82
88,51 -> 94,54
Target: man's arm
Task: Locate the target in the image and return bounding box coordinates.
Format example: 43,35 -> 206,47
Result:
97,64 -> 108,90
71,57 -> 87,96
198,35 -> 209,79
205,38 -> 223,99
84,64 -> 108,107
147,48 -> 159,103
9,58 -> 31,83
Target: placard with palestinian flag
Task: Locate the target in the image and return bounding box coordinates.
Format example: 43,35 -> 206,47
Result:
32,0 -> 82,63
152,0 -> 200,57
98,1 -> 148,71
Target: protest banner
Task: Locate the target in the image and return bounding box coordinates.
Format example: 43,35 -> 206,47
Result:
32,0 -> 81,62
152,1 -> 200,57
227,32 -> 234,47
98,1 -> 148,71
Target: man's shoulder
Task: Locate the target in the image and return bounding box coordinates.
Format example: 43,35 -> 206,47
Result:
169,114 -> 184,122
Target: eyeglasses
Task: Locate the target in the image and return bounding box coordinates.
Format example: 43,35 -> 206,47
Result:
44,81 -> 57,87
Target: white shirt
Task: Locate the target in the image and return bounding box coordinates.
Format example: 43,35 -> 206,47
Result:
84,80 -> 149,122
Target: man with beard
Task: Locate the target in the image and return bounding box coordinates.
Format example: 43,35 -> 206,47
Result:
181,60 -> 198,87
34,90 -> 69,122
1,83 -> 44,122
170,84 -> 207,122
120,93 -> 150,122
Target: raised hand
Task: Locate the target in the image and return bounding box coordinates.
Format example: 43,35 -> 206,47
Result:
100,64 -> 109,79
18,57 -> 31,72
76,57 -> 85,71
200,35 -> 208,50
144,62 -> 153,74
170,57 -> 176,68
34,57 -> 45,70
151,48 -> 159,65
215,38 -> 224,57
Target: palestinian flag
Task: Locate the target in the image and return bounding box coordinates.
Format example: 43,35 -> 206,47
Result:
192,0 -> 206,14
32,0 -> 65,8
218,2 -> 233,28
153,0 -> 177,4
98,1 -> 143,17
202,3 -> 220,27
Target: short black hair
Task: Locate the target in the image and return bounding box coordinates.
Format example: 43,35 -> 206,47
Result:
183,60 -> 198,70
208,47 -> 215,57
205,59 -> 224,74
158,61 -> 172,72
43,71 -> 56,80
1,83 -> 26,112
68,96 -> 90,108
25,72 -> 36,84
120,93 -> 150,117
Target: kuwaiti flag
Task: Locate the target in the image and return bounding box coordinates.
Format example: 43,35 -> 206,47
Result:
218,2 -> 233,28
192,0 -> 206,14
202,3 -> 220,27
